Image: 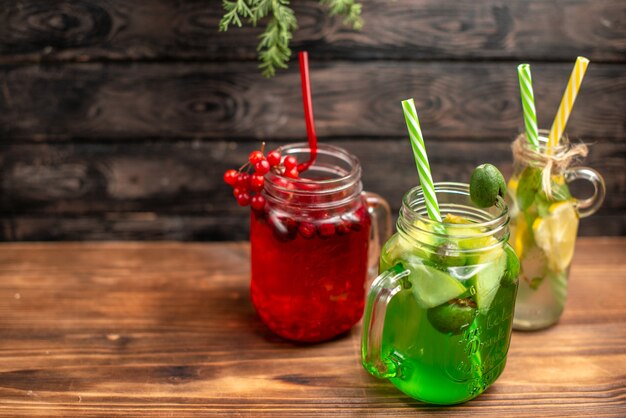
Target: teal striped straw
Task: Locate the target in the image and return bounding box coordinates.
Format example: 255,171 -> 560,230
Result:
401,99 -> 442,222
517,64 -> 540,149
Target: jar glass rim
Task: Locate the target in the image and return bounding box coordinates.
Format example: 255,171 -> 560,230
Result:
263,143 -> 364,210
399,182 -> 509,241
520,128 -> 570,155
265,143 -> 361,192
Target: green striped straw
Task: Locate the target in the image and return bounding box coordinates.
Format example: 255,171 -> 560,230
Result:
401,99 -> 442,222
517,64 -> 540,149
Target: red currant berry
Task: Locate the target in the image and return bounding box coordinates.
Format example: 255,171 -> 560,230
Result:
270,216 -> 298,241
282,217 -> 299,234
283,156 -> 297,170
237,172 -> 250,188
223,169 -> 239,187
336,220 -> 351,235
254,159 -> 270,175
249,150 -> 265,165
250,195 -> 266,211
298,222 -> 317,239
295,181 -> 320,192
267,150 -> 281,166
318,222 -> 336,238
284,167 -> 299,179
236,192 -> 250,206
233,187 -> 244,198
347,208 -> 367,231
270,177 -> 289,189
250,174 -> 265,192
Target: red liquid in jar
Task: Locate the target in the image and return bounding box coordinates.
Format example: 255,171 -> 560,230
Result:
250,201 -> 371,342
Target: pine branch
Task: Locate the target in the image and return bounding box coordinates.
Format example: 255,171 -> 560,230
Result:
257,0 -> 297,77
320,0 -> 363,30
219,0 -> 257,31
251,0 -> 271,21
219,0 -> 363,77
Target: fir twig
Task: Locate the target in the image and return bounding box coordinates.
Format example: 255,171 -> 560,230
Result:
320,0 -> 363,30
219,0 -> 256,31
219,0 -> 363,77
257,0 -> 297,77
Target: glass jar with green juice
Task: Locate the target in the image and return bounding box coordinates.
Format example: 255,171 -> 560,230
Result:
361,183 -> 519,405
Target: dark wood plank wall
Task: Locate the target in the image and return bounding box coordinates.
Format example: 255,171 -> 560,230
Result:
0,0 -> 625,240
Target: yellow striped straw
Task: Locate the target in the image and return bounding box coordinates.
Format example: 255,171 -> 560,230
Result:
547,56 -> 589,154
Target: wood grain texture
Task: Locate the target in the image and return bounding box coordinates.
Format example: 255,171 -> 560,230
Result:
1,139 -> 624,240
1,62 -> 625,142
1,0 -> 624,241
3,213 -> 625,242
0,239 -> 624,416
0,0 -> 625,63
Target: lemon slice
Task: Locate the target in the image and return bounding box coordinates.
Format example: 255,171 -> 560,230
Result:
507,177 -> 519,195
443,213 -> 471,224
512,213 -> 528,260
532,201 -> 578,272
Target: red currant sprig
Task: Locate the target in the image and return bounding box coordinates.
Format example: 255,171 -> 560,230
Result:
224,143 -> 370,242
222,143 -> 301,211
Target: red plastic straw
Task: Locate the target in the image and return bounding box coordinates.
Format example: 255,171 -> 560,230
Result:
298,51 -> 318,172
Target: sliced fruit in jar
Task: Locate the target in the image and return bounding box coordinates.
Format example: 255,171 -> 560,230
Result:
507,177 -> 519,195
516,166 -> 542,211
470,249 -> 506,311
382,235 -> 424,270
408,219 -> 444,248
519,244 -> 548,289
512,213 -> 529,259
443,213 -> 497,255
532,201 -> 578,272
405,263 -> 467,309
457,231 -> 500,253
549,175 -> 572,201
427,298 -> 477,335
431,242 -> 466,268
528,276 -> 544,290
443,213 -> 471,225
501,245 -> 520,286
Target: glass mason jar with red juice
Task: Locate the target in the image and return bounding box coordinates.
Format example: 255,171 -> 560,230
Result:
250,143 -> 391,342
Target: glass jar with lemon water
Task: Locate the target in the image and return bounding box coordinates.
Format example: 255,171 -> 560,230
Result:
507,131 -> 605,330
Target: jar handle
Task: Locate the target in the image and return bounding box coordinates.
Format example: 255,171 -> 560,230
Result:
363,192 -> 392,281
361,264 -> 410,379
564,167 -> 606,218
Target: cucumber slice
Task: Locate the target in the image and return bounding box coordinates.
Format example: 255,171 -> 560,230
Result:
470,250 -> 507,310
406,263 -> 467,309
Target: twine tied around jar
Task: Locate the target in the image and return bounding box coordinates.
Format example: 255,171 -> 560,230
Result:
511,134 -> 588,199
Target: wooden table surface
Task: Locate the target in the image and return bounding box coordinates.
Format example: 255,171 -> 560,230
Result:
0,238 -> 624,417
